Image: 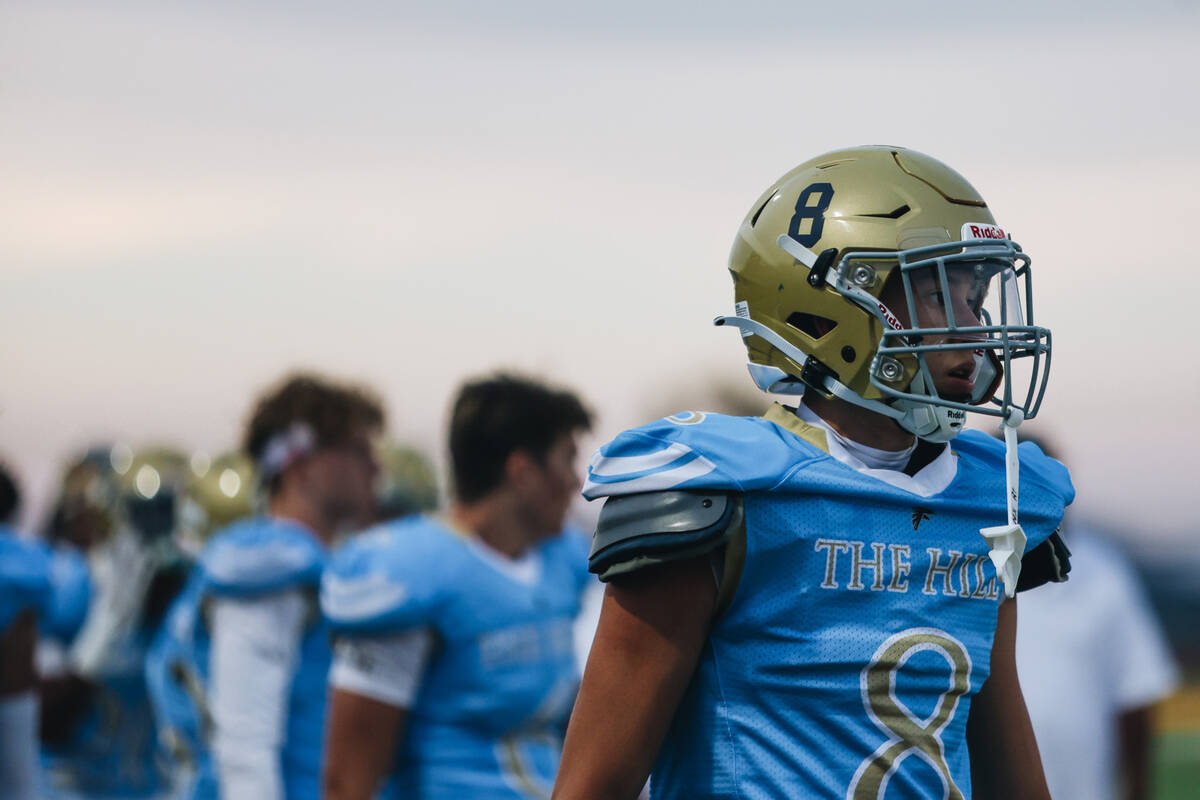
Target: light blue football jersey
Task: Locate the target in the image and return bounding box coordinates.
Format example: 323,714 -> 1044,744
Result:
144,570 -> 215,800
32,534 -> 171,800
41,661 -> 170,799
39,542 -> 92,644
584,408 -> 1074,800
0,526 -> 51,632
144,516 -> 328,800
322,516 -> 592,800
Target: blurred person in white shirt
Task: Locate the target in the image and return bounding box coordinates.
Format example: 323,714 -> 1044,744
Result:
151,373 -> 383,800
1015,436 -> 1179,800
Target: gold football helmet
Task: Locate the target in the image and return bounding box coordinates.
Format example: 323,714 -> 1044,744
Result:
184,451 -> 258,542
375,442 -> 439,522
117,447 -> 191,540
717,145 -> 1050,441
48,445 -> 128,548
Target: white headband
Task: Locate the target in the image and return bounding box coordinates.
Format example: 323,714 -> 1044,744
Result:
258,422 -> 316,481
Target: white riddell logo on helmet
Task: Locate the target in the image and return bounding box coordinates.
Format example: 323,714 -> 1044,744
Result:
961,223 -> 1007,240
877,303 -> 904,331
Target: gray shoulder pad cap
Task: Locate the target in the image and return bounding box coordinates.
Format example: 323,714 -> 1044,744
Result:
589,491 -> 737,582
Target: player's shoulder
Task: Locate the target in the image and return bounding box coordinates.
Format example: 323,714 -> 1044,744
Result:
537,524 -> 592,585
321,515 -> 465,634
540,524 -> 590,560
584,409 -> 823,500
40,543 -> 92,642
0,526 -> 53,629
201,516 -> 325,597
327,514 -> 462,571
0,528 -> 51,587
954,429 -> 1075,503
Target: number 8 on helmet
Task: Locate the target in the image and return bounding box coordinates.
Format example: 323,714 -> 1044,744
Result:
717,145 -> 1050,443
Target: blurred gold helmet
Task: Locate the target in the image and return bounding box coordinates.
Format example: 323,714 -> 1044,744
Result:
116,447 -> 191,540
718,145 -> 1050,441
48,445 -> 128,548
375,442 -> 439,522
185,451 -> 258,540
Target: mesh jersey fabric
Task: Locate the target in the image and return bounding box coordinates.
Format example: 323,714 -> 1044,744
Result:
585,410 -> 1073,799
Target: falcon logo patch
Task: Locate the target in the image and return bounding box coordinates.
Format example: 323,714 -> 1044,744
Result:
912,507 -> 933,531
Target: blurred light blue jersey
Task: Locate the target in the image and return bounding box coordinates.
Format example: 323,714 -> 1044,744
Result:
0,526 -> 51,631
584,409 -> 1074,800
39,542 -> 92,644
322,516 -> 592,800
31,534 -> 169,799
41,661 -> 169,799
144,570 -> 214,799
144,516 -> 328,800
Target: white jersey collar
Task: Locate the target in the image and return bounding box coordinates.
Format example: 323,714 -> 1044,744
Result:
464,534 -> 544,587
793,401 -> 958,498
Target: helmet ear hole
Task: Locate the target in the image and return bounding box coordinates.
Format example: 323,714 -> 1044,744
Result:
786,312 -> 838,340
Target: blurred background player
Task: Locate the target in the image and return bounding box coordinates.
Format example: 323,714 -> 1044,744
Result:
1,459 -> 53,800
1013,435 -> 1179,800
555,146 -> 1074,799
40,445 -> 191,799
321,373 -> 593,800
143,449 -> 259,797
149,372 -> 383,800
374,441 -> 439,523
33,449 -> 101,736
36,447 -> 119,791
178,450 -> 260,554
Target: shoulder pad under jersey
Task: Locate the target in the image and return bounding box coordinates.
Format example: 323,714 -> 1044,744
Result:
321,516 -> 459,635
0,528 -> 52,631
201,517 -> 324,597
583,411 -> 823,500
41,544 -> 92,642
954,431 -> 1076,505
589,490 -> 741,581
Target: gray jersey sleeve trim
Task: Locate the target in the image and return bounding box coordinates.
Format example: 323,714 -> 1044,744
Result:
589,491 -> 739,582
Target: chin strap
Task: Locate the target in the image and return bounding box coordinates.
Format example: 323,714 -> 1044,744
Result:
715,314 -> 966,445
979,410 -> 1026,599
713,314 -> 907,421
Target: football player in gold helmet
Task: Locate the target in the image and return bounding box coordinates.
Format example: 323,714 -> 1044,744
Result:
557,147 -> 1071,800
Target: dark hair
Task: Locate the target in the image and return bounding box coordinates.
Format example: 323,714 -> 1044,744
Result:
0,461 -> 19,525
449,373 -> 592,503
244,373 -> 384,490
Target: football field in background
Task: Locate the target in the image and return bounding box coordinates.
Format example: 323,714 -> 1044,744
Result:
1154,683 -> 1200,800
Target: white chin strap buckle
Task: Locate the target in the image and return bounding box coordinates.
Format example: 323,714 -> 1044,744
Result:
979,523 -> 1026,598
979,412 -> 1025,598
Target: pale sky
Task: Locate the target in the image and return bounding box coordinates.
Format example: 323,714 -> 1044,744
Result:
2,0 -> 1198,550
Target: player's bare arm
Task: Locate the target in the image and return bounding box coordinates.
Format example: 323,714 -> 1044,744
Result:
553,555 -> 716,800
323,689 -> 407,800
966,597 -> 1050,800
0,611 -> 38,697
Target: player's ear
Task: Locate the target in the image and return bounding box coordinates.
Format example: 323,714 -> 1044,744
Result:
503,449 -> 539,493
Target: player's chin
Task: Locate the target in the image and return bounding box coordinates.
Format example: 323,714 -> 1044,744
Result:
932,389 -> 973,404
